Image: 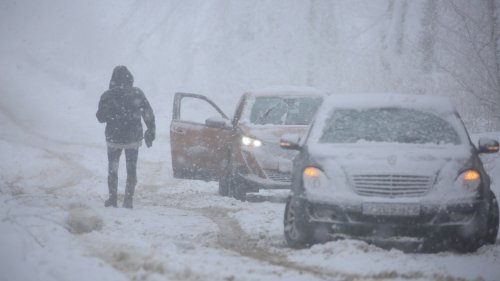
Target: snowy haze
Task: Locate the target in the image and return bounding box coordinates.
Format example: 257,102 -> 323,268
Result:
1,1 -> 500,281
2,0 -> 499,142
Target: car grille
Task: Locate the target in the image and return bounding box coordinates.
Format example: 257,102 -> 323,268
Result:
351,174 -> 433,197
264,169 -> 292,183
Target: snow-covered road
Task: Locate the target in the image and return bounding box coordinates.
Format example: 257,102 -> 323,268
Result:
2,1 -> 500,280
1,103 -> 500,281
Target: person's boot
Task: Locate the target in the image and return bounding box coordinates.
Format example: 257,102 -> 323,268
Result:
123,180 -> 135,209
105,194 -> 117,207
105,175 -> 118,207
123,195 -> 133,209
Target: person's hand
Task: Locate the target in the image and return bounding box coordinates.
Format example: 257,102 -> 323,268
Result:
144,129 -> 155,148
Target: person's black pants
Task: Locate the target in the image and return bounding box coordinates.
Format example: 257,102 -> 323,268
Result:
107,147 -> 138,199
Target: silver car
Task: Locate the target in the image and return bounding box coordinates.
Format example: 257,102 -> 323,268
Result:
280,94 -> 499,252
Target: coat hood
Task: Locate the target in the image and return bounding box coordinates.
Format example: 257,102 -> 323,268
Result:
109,65 -> 134,89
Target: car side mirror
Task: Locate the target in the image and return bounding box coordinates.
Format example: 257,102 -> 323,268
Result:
205,116 -> 231,129
478,138 -> 499,154
280,134 -> 302,150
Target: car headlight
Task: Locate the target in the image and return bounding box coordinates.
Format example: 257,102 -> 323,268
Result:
455,169 -> 481,191
241,136 -> 262,148
303,167 -> 328,190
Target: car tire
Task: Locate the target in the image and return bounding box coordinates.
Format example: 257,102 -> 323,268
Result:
226,166 -> 247,201
231,177 -> 247,202
485,191 -> 499,244
284,197 -> 313,248
222,165 -> 247,201
218,166 -> 231,197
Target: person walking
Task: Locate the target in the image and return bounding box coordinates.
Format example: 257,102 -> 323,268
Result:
96,65 -> 155,209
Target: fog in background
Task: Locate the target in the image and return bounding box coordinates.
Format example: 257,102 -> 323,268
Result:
1,0 -> 499,143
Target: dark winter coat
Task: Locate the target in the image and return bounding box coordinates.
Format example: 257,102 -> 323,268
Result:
96,66 -> 155,145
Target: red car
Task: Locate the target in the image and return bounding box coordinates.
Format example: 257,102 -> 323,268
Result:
170,87 -> 325,200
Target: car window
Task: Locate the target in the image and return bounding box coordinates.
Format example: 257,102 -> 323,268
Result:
180,97 -> 224,124
247,96 -> 322,125
319,107 -> 461,145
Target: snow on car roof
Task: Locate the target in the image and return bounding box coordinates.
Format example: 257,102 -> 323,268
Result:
320,93 -> 456,113
246,85 -> 327,97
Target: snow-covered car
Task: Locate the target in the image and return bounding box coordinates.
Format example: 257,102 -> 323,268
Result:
280,94 -> 499,252
170,87 -> 325,200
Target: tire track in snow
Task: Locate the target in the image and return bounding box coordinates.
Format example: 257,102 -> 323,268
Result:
148,190 -> 466,281
200,207 -> 385,280
202,207 -> 476,281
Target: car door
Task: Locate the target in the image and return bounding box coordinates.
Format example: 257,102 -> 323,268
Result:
170,92 -> 233,181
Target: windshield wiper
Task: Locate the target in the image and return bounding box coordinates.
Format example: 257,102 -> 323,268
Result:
255,100 -> 287,125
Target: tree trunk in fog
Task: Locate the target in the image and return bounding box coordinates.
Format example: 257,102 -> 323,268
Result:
481,0 -> 500,128
493,0 -> 500,83
421,0 -> 438,74
307,0 -> 318,87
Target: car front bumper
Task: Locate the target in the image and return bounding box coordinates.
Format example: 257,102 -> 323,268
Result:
296,196 -> 488,239
236,172 -> 291,191
234,149 -> 293,191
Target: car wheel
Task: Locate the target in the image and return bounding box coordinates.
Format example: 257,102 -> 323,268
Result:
284,197 -> 313,248
218,166 -> 230,197
485,191 -> 499,244
231,181 -> 247,202
225,167 -> 246,201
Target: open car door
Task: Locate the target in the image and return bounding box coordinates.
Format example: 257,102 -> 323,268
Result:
170,92 -> 233,181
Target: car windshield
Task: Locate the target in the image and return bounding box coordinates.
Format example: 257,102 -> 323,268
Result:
248,96 -> 322,125
319,107 -> 461,145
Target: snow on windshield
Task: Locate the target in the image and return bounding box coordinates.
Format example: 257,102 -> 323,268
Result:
319,107 -> 461,145
309,94 -> 470,146
244,96 -> 322,126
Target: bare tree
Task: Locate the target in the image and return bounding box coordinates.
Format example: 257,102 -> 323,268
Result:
434,0 -> 500,131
